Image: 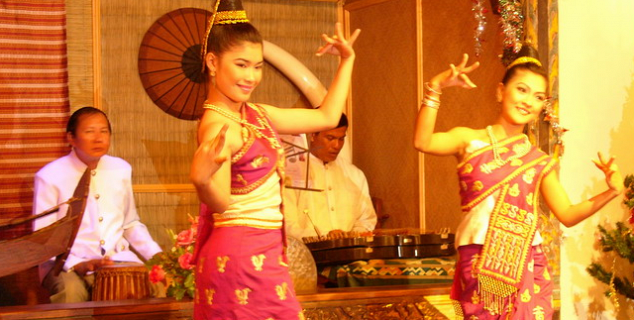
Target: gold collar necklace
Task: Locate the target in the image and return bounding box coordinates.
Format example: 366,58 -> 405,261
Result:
486,125 -> 530,166
203,102 -> 281,150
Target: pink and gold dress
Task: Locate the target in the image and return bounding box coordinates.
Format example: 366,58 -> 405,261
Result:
451,134 -> 557,320
193,103 -> 303,320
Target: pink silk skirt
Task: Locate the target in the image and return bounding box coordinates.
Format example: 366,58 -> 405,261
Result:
194,226 -> 303,320
451,244 -> 554,320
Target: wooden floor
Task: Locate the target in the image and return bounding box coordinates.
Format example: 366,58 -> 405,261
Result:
0,284 -> 453,320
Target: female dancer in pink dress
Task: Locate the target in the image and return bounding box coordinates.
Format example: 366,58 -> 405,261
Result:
189,0 -> 360,318
414,46 -> 624,319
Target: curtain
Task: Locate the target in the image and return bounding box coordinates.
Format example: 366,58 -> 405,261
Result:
0,0 -> 70,239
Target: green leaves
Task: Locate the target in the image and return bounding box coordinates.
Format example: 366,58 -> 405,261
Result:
596,222 -> 634,263
146,219 -> 197,300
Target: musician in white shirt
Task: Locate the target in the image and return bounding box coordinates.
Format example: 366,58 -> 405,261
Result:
33,107 -> 161,303
284,114 -> 377,240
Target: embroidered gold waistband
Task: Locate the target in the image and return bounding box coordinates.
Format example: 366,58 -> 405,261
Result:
213,216 -> 282,230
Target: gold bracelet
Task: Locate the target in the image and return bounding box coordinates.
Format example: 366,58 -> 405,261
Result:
425,82 -> 442,95
424,93 -> 440,103
422,98 -> 440,109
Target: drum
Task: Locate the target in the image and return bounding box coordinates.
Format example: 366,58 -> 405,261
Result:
92,263 -> 151,301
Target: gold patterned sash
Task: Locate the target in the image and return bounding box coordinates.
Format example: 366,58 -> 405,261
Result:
457,136 -> 557,314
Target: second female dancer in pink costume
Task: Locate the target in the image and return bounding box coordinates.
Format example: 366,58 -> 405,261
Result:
189,0 -> 360,319
414,46 -> 624,319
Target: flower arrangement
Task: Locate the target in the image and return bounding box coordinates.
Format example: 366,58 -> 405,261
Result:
146,214 -> 198,300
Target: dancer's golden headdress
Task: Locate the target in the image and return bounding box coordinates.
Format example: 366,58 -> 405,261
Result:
506,56 -> 542,70
201,0 -> 250,71
505,43 -> 543,70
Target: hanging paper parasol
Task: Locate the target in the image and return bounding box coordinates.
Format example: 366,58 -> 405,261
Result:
138,8 -> 211,120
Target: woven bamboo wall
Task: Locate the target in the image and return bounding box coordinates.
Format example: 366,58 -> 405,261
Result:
66,0 -> 338,249
347,0 -> 422,230
66,0 -> 93,110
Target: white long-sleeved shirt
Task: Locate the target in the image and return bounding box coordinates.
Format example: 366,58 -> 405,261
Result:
284,154 -> 377,240
33,150 -> 162,277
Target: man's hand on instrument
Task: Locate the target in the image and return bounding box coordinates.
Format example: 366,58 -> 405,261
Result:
72,257 -> 113,276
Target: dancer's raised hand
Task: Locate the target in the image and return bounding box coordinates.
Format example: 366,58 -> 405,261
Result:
316,22 -> 361,59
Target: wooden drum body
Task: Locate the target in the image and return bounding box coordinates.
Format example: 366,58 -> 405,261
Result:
92,263 -> 150,301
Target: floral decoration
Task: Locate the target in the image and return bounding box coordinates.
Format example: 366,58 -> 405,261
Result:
498,0 -> 524,57
471,0 -> 488,57
146,214 -> 198,300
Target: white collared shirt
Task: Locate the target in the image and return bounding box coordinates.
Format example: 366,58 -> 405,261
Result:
33,150 -> 161,276
284,154 -> 377,240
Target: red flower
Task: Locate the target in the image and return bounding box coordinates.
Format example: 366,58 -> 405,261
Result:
176,229 -> 194,247
149,265 -> 166,284
178,252 -> 194,270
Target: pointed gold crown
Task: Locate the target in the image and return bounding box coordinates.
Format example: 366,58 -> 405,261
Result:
201,0 -> 250,71
506,56 -> 542,70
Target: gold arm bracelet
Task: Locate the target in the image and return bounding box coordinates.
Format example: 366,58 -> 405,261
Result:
422,98 -> 440,110
425,82 -> 442,95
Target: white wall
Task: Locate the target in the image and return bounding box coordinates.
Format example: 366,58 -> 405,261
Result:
559,0 -> 634,319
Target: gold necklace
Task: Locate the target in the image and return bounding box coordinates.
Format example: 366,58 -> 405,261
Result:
486,125 -> 530,166
203,102 -> 282,150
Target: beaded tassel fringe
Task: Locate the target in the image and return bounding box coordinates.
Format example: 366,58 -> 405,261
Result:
478,274 -> 517,315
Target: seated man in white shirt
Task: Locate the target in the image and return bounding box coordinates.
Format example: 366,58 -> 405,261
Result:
32,107 -> 162,303
284,114 -> 377,240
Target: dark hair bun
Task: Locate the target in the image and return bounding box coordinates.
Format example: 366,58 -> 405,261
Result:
502,43 -> 540,68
